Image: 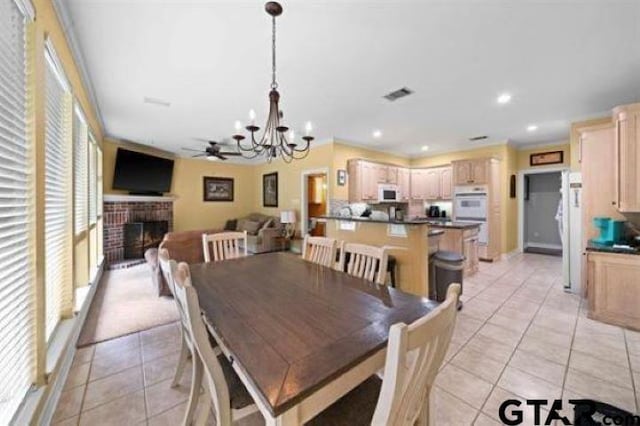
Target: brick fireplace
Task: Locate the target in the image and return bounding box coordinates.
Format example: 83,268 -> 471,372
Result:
104,195 -> 174,267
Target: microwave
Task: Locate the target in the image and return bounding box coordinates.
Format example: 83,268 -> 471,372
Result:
378,184 -> 400,203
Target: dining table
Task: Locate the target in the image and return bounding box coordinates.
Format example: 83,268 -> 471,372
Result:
189,252 -> 438,425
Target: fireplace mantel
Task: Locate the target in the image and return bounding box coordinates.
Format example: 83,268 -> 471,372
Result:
104,194 -> 176,203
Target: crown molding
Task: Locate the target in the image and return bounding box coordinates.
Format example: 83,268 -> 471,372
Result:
51,0 -> 106,133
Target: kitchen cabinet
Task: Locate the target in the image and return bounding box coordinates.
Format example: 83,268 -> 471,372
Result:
398,167 -> 411,202
410,169 -> 429,200
613,103 -> 640,212
348,160 -> 377,202
441,167 -> 453,200
587,251 -> 640,330
425,169 -> 440,200
386,166 -> 399,185
437,226 -> 479,277
452,160 -> 488,185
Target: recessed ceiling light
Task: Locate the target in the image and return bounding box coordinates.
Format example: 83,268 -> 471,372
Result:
496,93 -> 512,104
527,124 -> 538,132
421,145 -> 429,151
372,130 -> 382,139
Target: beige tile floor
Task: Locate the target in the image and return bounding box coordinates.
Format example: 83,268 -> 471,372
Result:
53,253 -> 639,425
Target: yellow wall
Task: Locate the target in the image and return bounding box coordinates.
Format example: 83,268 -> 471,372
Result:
516,143 -> 570,171
103,139 -> 256,232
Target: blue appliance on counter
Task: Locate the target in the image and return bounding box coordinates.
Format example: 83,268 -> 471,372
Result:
591,217 -> 625,246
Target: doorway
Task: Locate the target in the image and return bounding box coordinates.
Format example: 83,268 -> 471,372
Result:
300,168 -> 329,237
522,171 -> 563,256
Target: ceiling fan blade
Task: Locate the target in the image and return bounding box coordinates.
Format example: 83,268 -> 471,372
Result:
191,153 -> 207,157
218,151 -> 242,156
182,147 -> 204,152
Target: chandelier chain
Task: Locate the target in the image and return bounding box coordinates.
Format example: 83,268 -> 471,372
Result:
271,16 -> 277,89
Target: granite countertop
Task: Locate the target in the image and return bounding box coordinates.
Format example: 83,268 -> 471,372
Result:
320,215 -> 481,229
586,241 -> 640,255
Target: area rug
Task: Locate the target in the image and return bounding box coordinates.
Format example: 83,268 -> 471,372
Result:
77,264 -> 179,347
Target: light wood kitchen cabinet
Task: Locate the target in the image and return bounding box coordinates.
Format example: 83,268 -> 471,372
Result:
374,164 -> 389,184
410,169 -> 428,200
425,169 -> 440,200
398,167 -> 411,201
437,226 -> 479,277
587,251 -> 640,330
348,160 -> 377,202
440,167 -> 453,200
386,166 -> 399,185
452,159 -> 488,185
613,103 -> 640,212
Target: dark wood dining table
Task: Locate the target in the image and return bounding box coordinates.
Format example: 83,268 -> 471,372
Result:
190,252 -> 437,425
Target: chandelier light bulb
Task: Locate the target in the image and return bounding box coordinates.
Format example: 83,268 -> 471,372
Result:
289,129 -> 295,141
305,121 -> 313,136
234,120 -> 242,132
249,109 -> 256,124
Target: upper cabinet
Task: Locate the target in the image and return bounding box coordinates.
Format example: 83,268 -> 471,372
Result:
411,166 -> 453,201
452,160 -> 488,185
410,169 -> 428,200
398,167 -> 411,202
613,103 -> 640,212
347,160 -> 405,202
441,167 -> 453,200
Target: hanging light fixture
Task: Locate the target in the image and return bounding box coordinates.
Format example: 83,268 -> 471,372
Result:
231,1 -> 314,163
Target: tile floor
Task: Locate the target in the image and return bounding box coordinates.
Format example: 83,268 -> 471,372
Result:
53,253 -> 639,425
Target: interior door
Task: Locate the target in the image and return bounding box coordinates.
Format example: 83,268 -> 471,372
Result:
561,170 -> 570,289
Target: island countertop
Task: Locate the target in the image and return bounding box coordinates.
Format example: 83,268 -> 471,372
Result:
320,215 -> 480,229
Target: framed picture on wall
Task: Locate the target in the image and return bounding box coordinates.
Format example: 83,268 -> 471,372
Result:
203,177 -> 234,202
263,172 -> 278,207
337,169 -> 347,186
530,151 -> 564,166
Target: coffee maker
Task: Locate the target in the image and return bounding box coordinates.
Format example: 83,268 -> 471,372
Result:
428,206 -> 440,218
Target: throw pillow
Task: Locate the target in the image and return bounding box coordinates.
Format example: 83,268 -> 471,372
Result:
224,219 -> 237,231
242,220 -> 261,235
236,219 -> 246,232
260,218 -> 274,230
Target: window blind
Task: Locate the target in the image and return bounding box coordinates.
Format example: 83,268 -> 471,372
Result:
44,44 -> 72,341
89,135 -> 97,225
73,106 -> 88,236
0,0 -> 34,422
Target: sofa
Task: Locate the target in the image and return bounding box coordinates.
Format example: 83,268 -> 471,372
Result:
145,227 -> 221,296
232,213 -> 284,254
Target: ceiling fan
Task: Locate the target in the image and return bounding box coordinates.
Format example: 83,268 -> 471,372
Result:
181,139 -> 242,161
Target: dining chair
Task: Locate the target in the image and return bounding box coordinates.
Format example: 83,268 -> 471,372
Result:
307,283 -> 461,426
158,249 -> 192,389
202,231 -> 248,263
301,235 -> 338,268
174,262 -> 258,426
338,242 -> 389,285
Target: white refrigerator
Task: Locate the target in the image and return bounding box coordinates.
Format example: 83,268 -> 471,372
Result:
562,171 -> 582,293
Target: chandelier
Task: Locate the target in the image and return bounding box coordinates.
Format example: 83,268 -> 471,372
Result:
231,1 -> 314,163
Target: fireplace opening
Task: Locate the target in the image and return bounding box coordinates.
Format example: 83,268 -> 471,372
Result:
123,220 -> 169,259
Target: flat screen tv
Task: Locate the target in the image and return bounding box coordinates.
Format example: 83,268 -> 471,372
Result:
113,148 -> 174,195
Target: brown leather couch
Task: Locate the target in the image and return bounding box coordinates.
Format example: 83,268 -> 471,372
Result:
145,228 -> 220,296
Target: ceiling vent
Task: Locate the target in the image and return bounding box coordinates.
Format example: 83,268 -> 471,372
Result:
469,135 -> 488,142
383,87 -> 413,101
143,96 -> 171,107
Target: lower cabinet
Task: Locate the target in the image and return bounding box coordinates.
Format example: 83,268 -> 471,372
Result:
587,251 -> 640,330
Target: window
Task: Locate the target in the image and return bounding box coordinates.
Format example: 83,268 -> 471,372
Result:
89,134 -> 97,225
44,42 -> 73,341
73,107 -> 88,236
0,0 -> 34,422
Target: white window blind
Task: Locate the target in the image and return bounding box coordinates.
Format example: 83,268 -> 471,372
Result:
0,0 -> 34,422
73,106 -> 88,235
89,135 -> 97,225
44,44 -> 72,341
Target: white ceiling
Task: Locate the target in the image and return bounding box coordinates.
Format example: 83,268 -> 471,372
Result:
62,0 -> 640,157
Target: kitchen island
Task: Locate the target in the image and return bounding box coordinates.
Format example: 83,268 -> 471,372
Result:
322,216 -> 432,297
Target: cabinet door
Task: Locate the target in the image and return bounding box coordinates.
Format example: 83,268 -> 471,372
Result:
440,167 -> 453,199
453,162 -> 472,185
361,162 -> 377,200
471,160 -> 488,184
614,105 -> 640,212
425,169 -> 440,200
410,170 -> 426,200
374,164 -> 388,184
398,168 -> 411,201
386,166 -> 399,185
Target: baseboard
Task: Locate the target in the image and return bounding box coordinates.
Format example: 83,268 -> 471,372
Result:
501,249 -> 522,260
30,260 -> 105,425
525,242 -> 562,250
